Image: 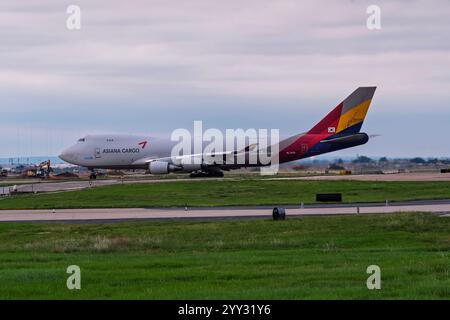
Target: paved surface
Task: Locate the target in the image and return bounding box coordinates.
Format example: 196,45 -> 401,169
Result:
281,172 -> 450,182
13,180 -> 121,193
1,202 -> 450,222
5,177 -> 222,193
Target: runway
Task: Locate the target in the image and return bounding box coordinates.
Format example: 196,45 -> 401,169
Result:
272,172 -> 450,182
1,200 -> 450,222
3,177 -> 215,194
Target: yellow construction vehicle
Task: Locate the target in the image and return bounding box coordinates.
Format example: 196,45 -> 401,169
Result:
36,160 -> 53,178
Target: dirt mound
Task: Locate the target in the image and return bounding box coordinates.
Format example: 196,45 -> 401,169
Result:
54,172 -> 79,178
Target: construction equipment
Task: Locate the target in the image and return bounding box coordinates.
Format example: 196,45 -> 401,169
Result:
36,160 -> 53,179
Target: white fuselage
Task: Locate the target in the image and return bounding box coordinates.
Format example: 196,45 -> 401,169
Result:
59,134 -> 267,172
59,135 -> 174,169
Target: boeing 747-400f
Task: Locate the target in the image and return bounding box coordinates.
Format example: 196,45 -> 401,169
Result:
59,87 -> 376,178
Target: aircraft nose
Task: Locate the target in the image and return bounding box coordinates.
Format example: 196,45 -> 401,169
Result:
58,151 -> 70,162
59,148 -> 75,163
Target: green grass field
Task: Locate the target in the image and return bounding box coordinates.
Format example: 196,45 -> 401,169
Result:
0,213 -> 449,299
1,180 -> 450,209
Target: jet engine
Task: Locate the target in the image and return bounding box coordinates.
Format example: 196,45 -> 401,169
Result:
148,161 -> 181,174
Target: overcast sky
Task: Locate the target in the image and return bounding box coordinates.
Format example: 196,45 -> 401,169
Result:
1,0 -> 449,158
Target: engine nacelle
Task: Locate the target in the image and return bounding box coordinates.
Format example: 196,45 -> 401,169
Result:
149,161 -> 181,174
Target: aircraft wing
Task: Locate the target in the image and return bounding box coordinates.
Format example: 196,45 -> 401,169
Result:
131,144 -> 259,166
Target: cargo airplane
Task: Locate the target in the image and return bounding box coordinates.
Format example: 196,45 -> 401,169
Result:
59,87 -> 376,178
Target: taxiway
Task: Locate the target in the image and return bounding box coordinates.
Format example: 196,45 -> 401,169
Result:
1,200 -> 450,222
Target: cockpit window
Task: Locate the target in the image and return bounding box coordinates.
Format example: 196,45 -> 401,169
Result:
78,138 -> 86,142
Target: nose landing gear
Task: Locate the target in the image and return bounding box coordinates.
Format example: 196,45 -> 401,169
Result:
89,170 -> 97,180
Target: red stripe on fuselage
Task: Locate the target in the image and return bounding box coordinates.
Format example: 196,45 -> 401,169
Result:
278,133 -> 324,163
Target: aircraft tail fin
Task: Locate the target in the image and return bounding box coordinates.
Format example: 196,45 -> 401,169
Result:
307,87 -> 377,136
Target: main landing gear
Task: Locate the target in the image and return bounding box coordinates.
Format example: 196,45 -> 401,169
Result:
189,170 -> 224,178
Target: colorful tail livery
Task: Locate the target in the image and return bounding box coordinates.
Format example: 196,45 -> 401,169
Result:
279,87 -> 376,162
